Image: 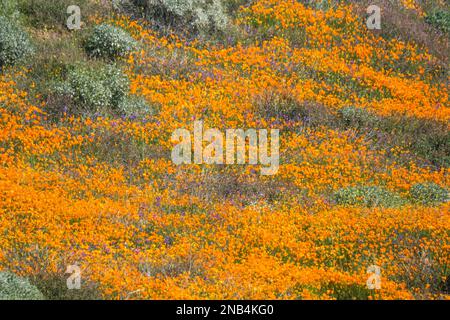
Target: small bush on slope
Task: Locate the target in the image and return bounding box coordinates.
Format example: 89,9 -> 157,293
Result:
135,0 -> 230,34
54,63 -> 127,113
51,63 -> 149,117
334,186 -> 405,208
0,15 -> 33,69
84,24 -> 139,60
338,106 -> 377,129
409,183 -> 448,206
0,271 -> 44,300
117,94 -> 154,118
425,9 -> 450,34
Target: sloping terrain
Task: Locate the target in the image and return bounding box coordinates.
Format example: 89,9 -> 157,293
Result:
0,0 -> 449,299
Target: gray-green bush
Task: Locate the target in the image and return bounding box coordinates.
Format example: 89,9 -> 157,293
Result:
52,63 -> 149,117
117,94 -> 154,118
0,271 -> 44,300
334,185 -> 405,208
84,24 -> 139,60
55,64 -> 127,112
338,106 -> 376,129
0,15 -> 33,69
136,0 -> 230,34
409,183 -> 448,206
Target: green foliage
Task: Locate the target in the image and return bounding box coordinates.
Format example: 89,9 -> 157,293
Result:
54,63 -> 128,114
99,63 -> 130,102
84,24 -> 139,60
425,9 -> 450,34
0,15 -> 33,69
0,271 -> 44,300
52,63 -> 150,117
117,94 -> 154,118
334,185 -> 405,208
0,0 -> 19,18
409,183 -> 448,205
136,0 -> 230,34
338,106 -> 376,129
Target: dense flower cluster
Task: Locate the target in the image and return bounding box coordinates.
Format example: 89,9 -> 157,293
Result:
0,1 -> 448,299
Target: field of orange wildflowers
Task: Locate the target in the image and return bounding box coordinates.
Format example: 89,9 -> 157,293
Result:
0,0 -> 449,300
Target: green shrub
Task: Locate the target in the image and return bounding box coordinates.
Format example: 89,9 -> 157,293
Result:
0,15 -> 33,69
54,63 -> 128,114
0,0 -> 19,18
84,24 -> 139,60
136,0 -> 230,34
425,10 -> 450,34
52,63 -> 150,117
334,185 -> 405,208
117,94 -> 153,118
100,63 -> 130,102
0,271 -> 44,300
409,183 -> 448,205
338,106 -> 376,129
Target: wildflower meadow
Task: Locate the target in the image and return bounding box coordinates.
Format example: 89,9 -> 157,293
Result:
0,0 -> 449,301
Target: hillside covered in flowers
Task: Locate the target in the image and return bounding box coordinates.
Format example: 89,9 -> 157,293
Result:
0,0 -> 449,299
